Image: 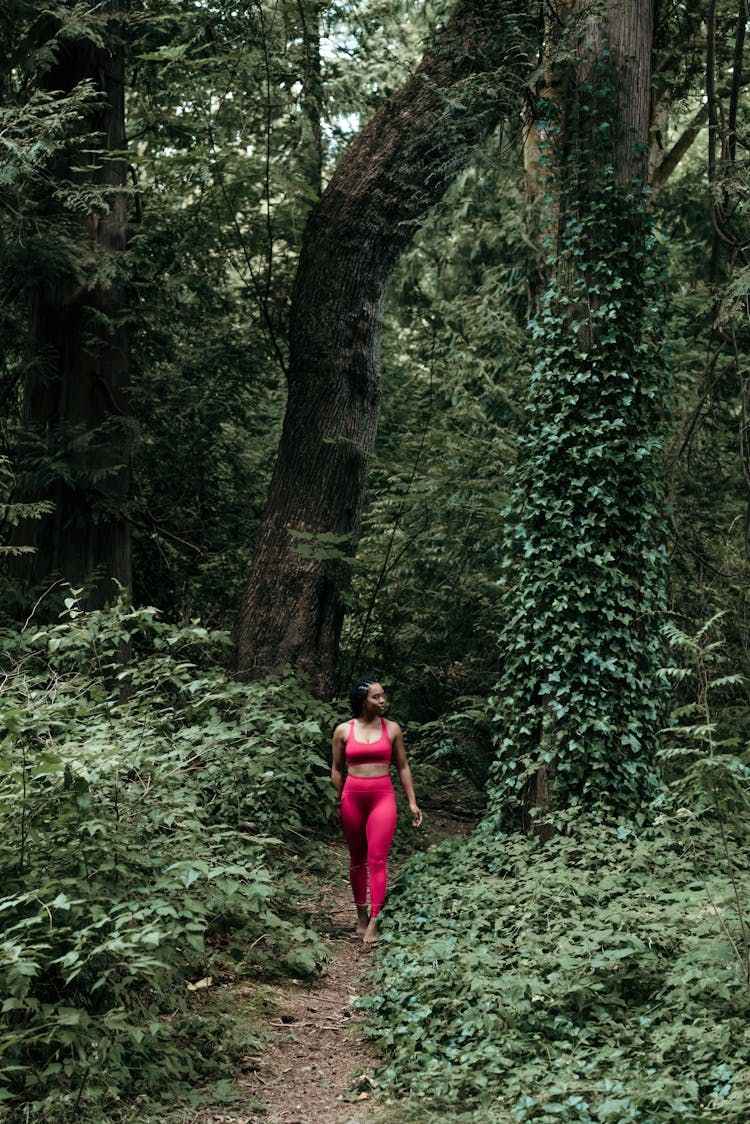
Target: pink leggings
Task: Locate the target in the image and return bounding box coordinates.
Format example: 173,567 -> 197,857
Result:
340,775 -> 397,918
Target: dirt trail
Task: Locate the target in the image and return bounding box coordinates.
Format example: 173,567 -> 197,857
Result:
197,842 -> 381,1124
196,806 -> 476,1124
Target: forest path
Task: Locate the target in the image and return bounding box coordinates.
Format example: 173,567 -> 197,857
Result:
244,848 -> 380,1124
195,840 -> 382,1124
195,802 -> 477,1124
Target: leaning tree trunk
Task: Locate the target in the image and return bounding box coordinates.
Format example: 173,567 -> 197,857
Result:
12,1 -> 131,610
236,0 -> 536,696
491,0 -> 666,823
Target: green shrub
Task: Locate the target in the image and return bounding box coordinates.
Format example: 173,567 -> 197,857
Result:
0,598 -> 334,1120
362,815 -> 750,1122
360,612 -> 750,1122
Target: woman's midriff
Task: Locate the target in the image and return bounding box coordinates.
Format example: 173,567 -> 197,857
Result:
347,764 -> 390,778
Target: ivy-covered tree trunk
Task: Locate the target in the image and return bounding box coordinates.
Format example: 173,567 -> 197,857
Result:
12,2 -> 131,609
235,0 -> 535,696
491,0 -> 667,821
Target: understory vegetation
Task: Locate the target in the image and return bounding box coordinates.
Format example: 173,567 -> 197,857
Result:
0,600 -> 335,1120
2,602 -> 749,1122
363,618 -> 750,1122
366,814 -> 750,1122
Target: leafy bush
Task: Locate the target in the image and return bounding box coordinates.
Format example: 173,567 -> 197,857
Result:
362,814 -> 750,1122
412,697 -> 496,790
0,598 -> 335,1120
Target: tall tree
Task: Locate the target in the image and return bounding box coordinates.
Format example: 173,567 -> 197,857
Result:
659,1 -> 750,681
236,0 -> 536,696
10,1 -> 131,608
491,0 -> 667,822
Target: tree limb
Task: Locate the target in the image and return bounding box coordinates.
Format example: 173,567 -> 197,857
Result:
652,70 -> 750,192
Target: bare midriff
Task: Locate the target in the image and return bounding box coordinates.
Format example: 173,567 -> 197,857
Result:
348,763 -> 390,778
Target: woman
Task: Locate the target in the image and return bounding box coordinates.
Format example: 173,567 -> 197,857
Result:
331,678 -> 423,945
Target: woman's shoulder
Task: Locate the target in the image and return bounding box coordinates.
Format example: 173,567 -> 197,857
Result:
384,717 -> 402,738
333,718 -> 352,738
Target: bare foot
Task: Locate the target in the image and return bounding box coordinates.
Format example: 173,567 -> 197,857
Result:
356,906 -> 370,937
362,917 -> 379,945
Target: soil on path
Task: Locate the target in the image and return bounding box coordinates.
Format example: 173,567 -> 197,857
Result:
197,841 -> 382,1124
195,802 -> 477,1124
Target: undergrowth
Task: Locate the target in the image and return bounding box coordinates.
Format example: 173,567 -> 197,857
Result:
362,601 -> 750,1124
364,812 -> 750,1122
0,597 -> 337,1121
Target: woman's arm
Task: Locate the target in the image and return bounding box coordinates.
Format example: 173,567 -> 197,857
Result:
331,723 -> 347,799
391,722 -> 423,827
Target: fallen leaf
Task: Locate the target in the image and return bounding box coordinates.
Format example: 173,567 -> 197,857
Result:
186,976 -> 213,991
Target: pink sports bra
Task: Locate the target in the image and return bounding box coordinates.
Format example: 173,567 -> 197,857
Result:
345,718 -> 392,766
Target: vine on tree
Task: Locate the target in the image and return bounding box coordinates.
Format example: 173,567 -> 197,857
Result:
490,60 -> 669,819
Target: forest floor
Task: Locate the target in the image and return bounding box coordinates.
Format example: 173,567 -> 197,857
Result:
184,791 -> 478,1124
194,851 -> 379,1124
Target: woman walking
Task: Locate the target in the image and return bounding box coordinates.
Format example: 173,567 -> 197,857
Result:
331,678 -> 422,945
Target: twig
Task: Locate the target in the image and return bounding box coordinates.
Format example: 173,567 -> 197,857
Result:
700,873 -> 747,980
269,1018 -> 353,1029
21,577 -> 67,632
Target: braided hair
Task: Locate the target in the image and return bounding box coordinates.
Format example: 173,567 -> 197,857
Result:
350,677 -> 379,717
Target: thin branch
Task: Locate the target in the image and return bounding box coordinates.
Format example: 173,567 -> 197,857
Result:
258,1 -> 278,353
707,0 -> 718,187
21,578 -> 67,632
668,518 -> 746,585
206,121 -> 289,377
652,70 -> 750,191
727,1 -> 748,164
666,341 -> 725,471
124,509 -> 203,555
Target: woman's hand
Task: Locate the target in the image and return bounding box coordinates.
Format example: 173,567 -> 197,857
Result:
410,803 -> 423,828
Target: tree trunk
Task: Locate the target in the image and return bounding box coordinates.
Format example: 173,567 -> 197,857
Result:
552,0 -> 653,335
236,0 -> 536,696
12,1 -> 131,610
296,0 -> 324,202
493,0 -> 665,822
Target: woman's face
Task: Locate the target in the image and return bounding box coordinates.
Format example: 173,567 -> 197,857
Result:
366,683 -> 387,714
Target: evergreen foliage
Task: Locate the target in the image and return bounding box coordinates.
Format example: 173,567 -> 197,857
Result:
363,811 -> 750,1122
0,3 -> 110,404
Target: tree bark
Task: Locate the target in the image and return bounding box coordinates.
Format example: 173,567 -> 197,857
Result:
605,0 -> 653,185
12,1 -> 131,610
236,0 -> 536,696
296,0 -> 324,202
